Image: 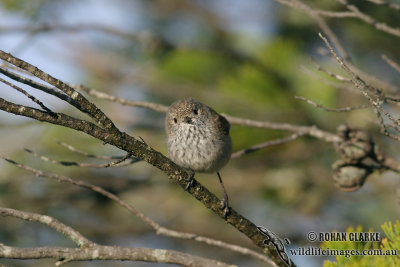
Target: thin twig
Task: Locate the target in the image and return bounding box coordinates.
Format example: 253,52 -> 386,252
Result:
275,0 -> 350,59
280,0 -> 400,38
74,82 -> 341,143
74,84 -> 168,113
309,57 -> 400,106
0,154 -> 276,266
53,138 -> 124,160
310,57 -> 351,82
299,65 -> 357,92
366,0 -> 400,12
0,49 -> 292,266
231,133 -> 304,158
104,152 -> 133,168
309,58 -> 386,98
0,207 -> 93,247
223,114 -> 342,143
0,77 -> 56,116
71,82 -> 342,143
318,33 -> 400,141
0,24 -> 158,44
384,96 -> 400,104
0,50 -> 118,131
382,54 -> 400,74
294,96 -> 368,112
0,67 -> 82,110
311,57 -> 385,99
336,0 -> 400,37
276,0 -> 399,93
24,148 -> 140,168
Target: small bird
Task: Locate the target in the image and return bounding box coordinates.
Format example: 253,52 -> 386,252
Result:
165,97 -> 232,216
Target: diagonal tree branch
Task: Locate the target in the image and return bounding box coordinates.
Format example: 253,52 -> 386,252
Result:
0,154 -> 276,266
0,77 -> 55,116
0,67 -> 83,110
0,51 -> 288,265
0,51 -> 117,131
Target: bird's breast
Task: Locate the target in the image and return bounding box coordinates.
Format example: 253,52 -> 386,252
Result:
167,125 -> 231,172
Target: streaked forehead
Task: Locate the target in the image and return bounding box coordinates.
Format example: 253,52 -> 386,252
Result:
169,98 -> 201,113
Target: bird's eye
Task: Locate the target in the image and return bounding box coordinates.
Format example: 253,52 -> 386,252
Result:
173,118 -> 177,123
193,109 -> 198,115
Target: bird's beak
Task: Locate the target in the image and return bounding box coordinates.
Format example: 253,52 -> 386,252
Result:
184,116 -> 192,124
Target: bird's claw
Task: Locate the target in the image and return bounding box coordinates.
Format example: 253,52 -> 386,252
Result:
184,171 -> 195,191
220,197 -> 230,218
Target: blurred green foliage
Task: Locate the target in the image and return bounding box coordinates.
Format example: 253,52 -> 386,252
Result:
322,222 -> 400,267
1,0 -> 49,17
160,49 -> 232,84
1,0 -> 400,266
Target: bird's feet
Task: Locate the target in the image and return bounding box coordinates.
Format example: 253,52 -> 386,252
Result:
220,196 -> 230,219
184,171 -> 195,191
216,172 -> 230,219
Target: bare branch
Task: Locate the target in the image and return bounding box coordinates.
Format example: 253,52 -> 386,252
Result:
74,84 -> 168,113
318,33 -> 400,141
279,0 -> 400,38
0,77 -> 55,116
223,114 -> 342,143
73,81 -> 342,143
384,96 -> 400,104
0,153 -> 162,228
310,57 -> 351,83
275,0 -> 350,59
231,133 -> 304,158
382,54 -> 400,74
0,49 -> 307,265
0,244 -> 233,267
0,51 -> 117,131
299,65 -> 356,92
348,64 -> 399,94
366,0 -> 400,12
103,152 -> 134,168
54,138 -> 124,160
0,207 -> 93,247
0,24 -> 160,45
310,58 -> 385,99
0,154 -> 276,266
0,208 -> 232,266
276,0 -> 399,93
377,153 -> 400,173
308,58 -> 400,107
0,67 -> 82,110
0,97 -> 287,265
24,148 -> 140,168
294,96 -> 368,112
336,0 -> 400,37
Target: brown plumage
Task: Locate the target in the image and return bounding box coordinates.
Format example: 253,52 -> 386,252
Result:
165,97 -> 232,216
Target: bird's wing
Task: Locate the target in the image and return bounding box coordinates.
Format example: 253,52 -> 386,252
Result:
217,114 -> 230,135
